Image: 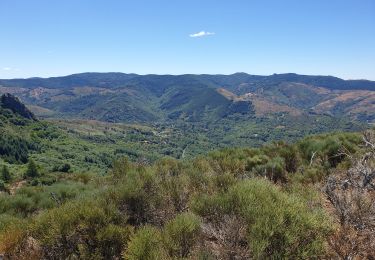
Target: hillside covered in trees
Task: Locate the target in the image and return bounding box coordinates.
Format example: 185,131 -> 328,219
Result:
0,95 -> 374,258
1,73 -> 374,124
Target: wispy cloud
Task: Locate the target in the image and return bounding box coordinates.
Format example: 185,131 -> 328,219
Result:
189,31 -> 215,38
2,67 -> 20,72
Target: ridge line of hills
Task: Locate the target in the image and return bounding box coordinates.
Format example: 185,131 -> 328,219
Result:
1,72 -> 374,90
0,72 -> 374,124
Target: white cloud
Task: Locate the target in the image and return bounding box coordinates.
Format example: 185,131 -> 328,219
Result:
2,67 -> 12,71
189,31 -> 215,38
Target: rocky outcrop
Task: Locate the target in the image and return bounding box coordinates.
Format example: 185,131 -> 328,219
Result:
0,93 -> 37,120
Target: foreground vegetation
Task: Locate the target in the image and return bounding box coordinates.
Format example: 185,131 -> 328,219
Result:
1,94 -> 374,259
1,126 -> 374,259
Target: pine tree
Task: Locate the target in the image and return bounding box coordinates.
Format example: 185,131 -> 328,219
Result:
0,180 -> 5,191
25,159 -> 39,178
1,165 -> 11,182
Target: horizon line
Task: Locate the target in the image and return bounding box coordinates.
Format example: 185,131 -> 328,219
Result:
0,71 -> 374,82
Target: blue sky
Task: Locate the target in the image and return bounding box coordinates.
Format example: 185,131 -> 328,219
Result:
0,0 -> 374,79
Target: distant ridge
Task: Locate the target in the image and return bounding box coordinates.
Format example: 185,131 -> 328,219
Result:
0,72 -> 374,91
0,72 -> 374,123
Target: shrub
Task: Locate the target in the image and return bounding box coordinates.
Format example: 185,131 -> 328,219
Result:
192,179 -> 333,258
190,193 -> 234,222
235,180 -> 332,258
292,165 -> 328,184
0,220 -> 29,258
30,198 -> 123,259
1,165 -> 11,182
38,175 -> 57,186
0,180 -> 5,192
212,172 -> 236,192
53,163 -> 71,173
0,188 -> 54,217
124,226 -> 167,260
156,157 -> 183,177
163,213 -> 201,258
160,173 -> 191,214
25,159 -> 39,178
112,157 -> 132,178
112,171 -> 158,226
278,144 -> 300,173
245,154 -> 269,171
298,133 -> 361,168
209,150 -> 246,176
252,157 -> 287,183
96,224 -> 133,259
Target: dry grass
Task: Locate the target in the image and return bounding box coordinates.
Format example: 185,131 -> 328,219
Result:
250,97 -> 302,116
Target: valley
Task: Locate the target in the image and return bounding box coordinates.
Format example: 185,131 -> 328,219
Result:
0,73 -> 372,176
1,0 -> 374,258
0,73 -> 374,259
0,73 -> 374,124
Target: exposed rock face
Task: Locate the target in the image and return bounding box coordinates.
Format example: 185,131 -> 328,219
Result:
0,93 -> 37,120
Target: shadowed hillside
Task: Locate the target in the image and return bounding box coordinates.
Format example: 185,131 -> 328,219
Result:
0,94 -> 36,121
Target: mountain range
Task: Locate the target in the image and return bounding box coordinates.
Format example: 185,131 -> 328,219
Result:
0,72 -> 374,124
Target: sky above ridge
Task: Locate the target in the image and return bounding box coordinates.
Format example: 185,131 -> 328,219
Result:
0,0 -> 374,80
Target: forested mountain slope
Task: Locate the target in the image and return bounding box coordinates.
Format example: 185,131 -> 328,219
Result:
1,94 -> 364,175
0,73 -> 374,123
0,90 -> 374,259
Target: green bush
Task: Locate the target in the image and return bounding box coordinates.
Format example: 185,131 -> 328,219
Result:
0,180 -> 5,192
124,226 -> 167,260
25,159 -> 39,178
212,172 -> 237,192
0,188 -> 54,217
298,133 -> 360,167
163,213 -> 201,258
53,163 -> 71,173
156,157 -> 183,177
1,165 -> 11,182
245,154 -> 269,171
112,157 -> 132,178
96,224 -> 133,259
192,179 -> 333,258
292,166 -> 328,184
190,193 -> 233,222
252,156 -> 287,183
111,170 -> 158,226
29,198 -> 124,259
277,144 -> 300,173
231,180 -> 332,258
0,182 -> 92,217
